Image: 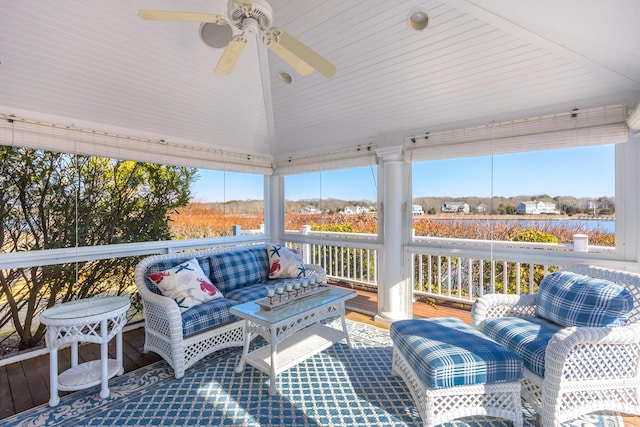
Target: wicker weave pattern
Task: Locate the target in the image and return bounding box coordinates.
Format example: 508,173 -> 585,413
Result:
134,244 -> 326,379
472,264 -> 640,426
245,302 -> 345,345
392,347 -> 523,427
44,309 -> 128,348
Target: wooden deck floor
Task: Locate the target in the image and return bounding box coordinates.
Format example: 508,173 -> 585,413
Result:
1,286 -> 637,425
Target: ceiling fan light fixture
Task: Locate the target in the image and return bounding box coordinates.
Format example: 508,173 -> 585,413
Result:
407,8 -> 429,32
278,72 -> 294,84
200,22 -> 234,48
241,17 -> 260,35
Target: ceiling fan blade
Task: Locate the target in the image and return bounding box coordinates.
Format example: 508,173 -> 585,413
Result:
138,10 -> 228,24
214,35 -> 248,75
264,34 -> 314,77
266,28 -> 336,79
234,0 -> 253,7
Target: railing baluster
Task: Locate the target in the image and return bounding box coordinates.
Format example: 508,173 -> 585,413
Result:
491,260 -> 496,294
467,258 -> 473,301
428,254 -> 432,293
446,257 -> 452,297
456,258 -> 462,298
529,264 -> 535,294
478,259 -> 484,297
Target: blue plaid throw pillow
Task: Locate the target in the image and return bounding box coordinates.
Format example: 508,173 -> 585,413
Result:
536,271 -> 633,327
247,245 -> 271,282
209,250 -> 261,293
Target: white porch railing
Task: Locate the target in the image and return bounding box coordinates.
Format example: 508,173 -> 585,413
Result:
0,225 -> 629,366
284,226 -> 380,288
0,228 -> 619,296
410,234 -> 620,304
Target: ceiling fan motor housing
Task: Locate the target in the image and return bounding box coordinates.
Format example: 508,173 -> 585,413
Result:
228,0 -> 273,33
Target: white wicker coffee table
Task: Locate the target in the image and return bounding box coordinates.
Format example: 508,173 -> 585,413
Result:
40,296 -> 129,406
230,286 -> 356,395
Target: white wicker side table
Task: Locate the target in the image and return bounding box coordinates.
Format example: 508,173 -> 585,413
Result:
231,286 -> 356,396
40,296 -> 130,407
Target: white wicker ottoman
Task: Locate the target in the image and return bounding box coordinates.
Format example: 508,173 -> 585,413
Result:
390,318 -> 524,427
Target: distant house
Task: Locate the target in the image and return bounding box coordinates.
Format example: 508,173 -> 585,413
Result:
342,205 -> 369,215
412,204 -> 424,215
515,201 -> 558,214
584,200 -> 608,212
441,202 -> 469,213
300,206 -> 321,214
476,203 -> 487,213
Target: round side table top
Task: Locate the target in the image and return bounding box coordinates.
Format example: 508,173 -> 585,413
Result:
41,296 -> 130,323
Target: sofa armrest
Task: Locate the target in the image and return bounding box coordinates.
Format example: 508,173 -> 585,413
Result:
305,263 -> 327,284
544,323 -> 640,386
138,289 -> 184,337
133,263 -> 185,340
472,293 -> 537,326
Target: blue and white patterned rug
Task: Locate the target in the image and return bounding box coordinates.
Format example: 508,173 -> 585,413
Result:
3,320 -> 624,426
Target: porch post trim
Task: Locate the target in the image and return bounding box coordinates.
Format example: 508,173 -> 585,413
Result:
375,145 -> 411,324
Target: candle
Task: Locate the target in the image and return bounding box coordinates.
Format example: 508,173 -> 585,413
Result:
294,281 -> 301,290
285,282 -> 293,292
276,285 -> 285,295
266,286 -> 275,297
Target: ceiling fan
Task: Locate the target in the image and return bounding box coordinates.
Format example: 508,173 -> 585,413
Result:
139,0 -> 336,78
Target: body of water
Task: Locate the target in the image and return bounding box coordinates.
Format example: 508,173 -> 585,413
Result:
429,218 -> 615,233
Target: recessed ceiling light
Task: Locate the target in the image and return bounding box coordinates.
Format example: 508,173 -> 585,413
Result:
278,72 -> 294,85
407,8 -> 429,32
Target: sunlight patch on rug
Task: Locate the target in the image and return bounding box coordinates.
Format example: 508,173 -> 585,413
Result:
3,320 -> 624,427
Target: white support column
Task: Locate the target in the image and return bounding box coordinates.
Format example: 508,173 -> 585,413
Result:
375,146 -> 411,324
265,174 -> 284,243
617,130 -> 640,268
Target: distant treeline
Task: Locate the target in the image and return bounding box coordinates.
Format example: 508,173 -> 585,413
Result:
197,194 -> 614,216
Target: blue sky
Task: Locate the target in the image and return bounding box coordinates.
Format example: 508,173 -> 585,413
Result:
413,144 -> 615,199
190,170 -> 264,202
190,145 -> 615,202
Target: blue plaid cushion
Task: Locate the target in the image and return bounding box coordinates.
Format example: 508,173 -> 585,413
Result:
181,298 -> 240,337
390,318 -> 523,389
144,258 -> 211,295
480,316 -> 561,378
209,250 -> 261,293
224,279 -> 293,303
224,283 -> 269,303
247,246 -> 271,282
536,271 -> 634,327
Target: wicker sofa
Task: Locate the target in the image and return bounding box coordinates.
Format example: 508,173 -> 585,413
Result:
472,264 -> 640,426
133,244 -> 326,379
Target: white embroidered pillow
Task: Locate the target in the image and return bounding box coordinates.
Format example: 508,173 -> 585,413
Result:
146,258 -> 223,312
267,244 -> 307,279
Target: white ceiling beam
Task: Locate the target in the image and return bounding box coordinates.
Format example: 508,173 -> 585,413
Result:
256,39 -> 277,158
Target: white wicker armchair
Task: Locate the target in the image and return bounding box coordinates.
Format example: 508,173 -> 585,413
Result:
472,264 -> 640,426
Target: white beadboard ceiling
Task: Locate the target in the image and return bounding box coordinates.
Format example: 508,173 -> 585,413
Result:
1,0 -> 639,166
